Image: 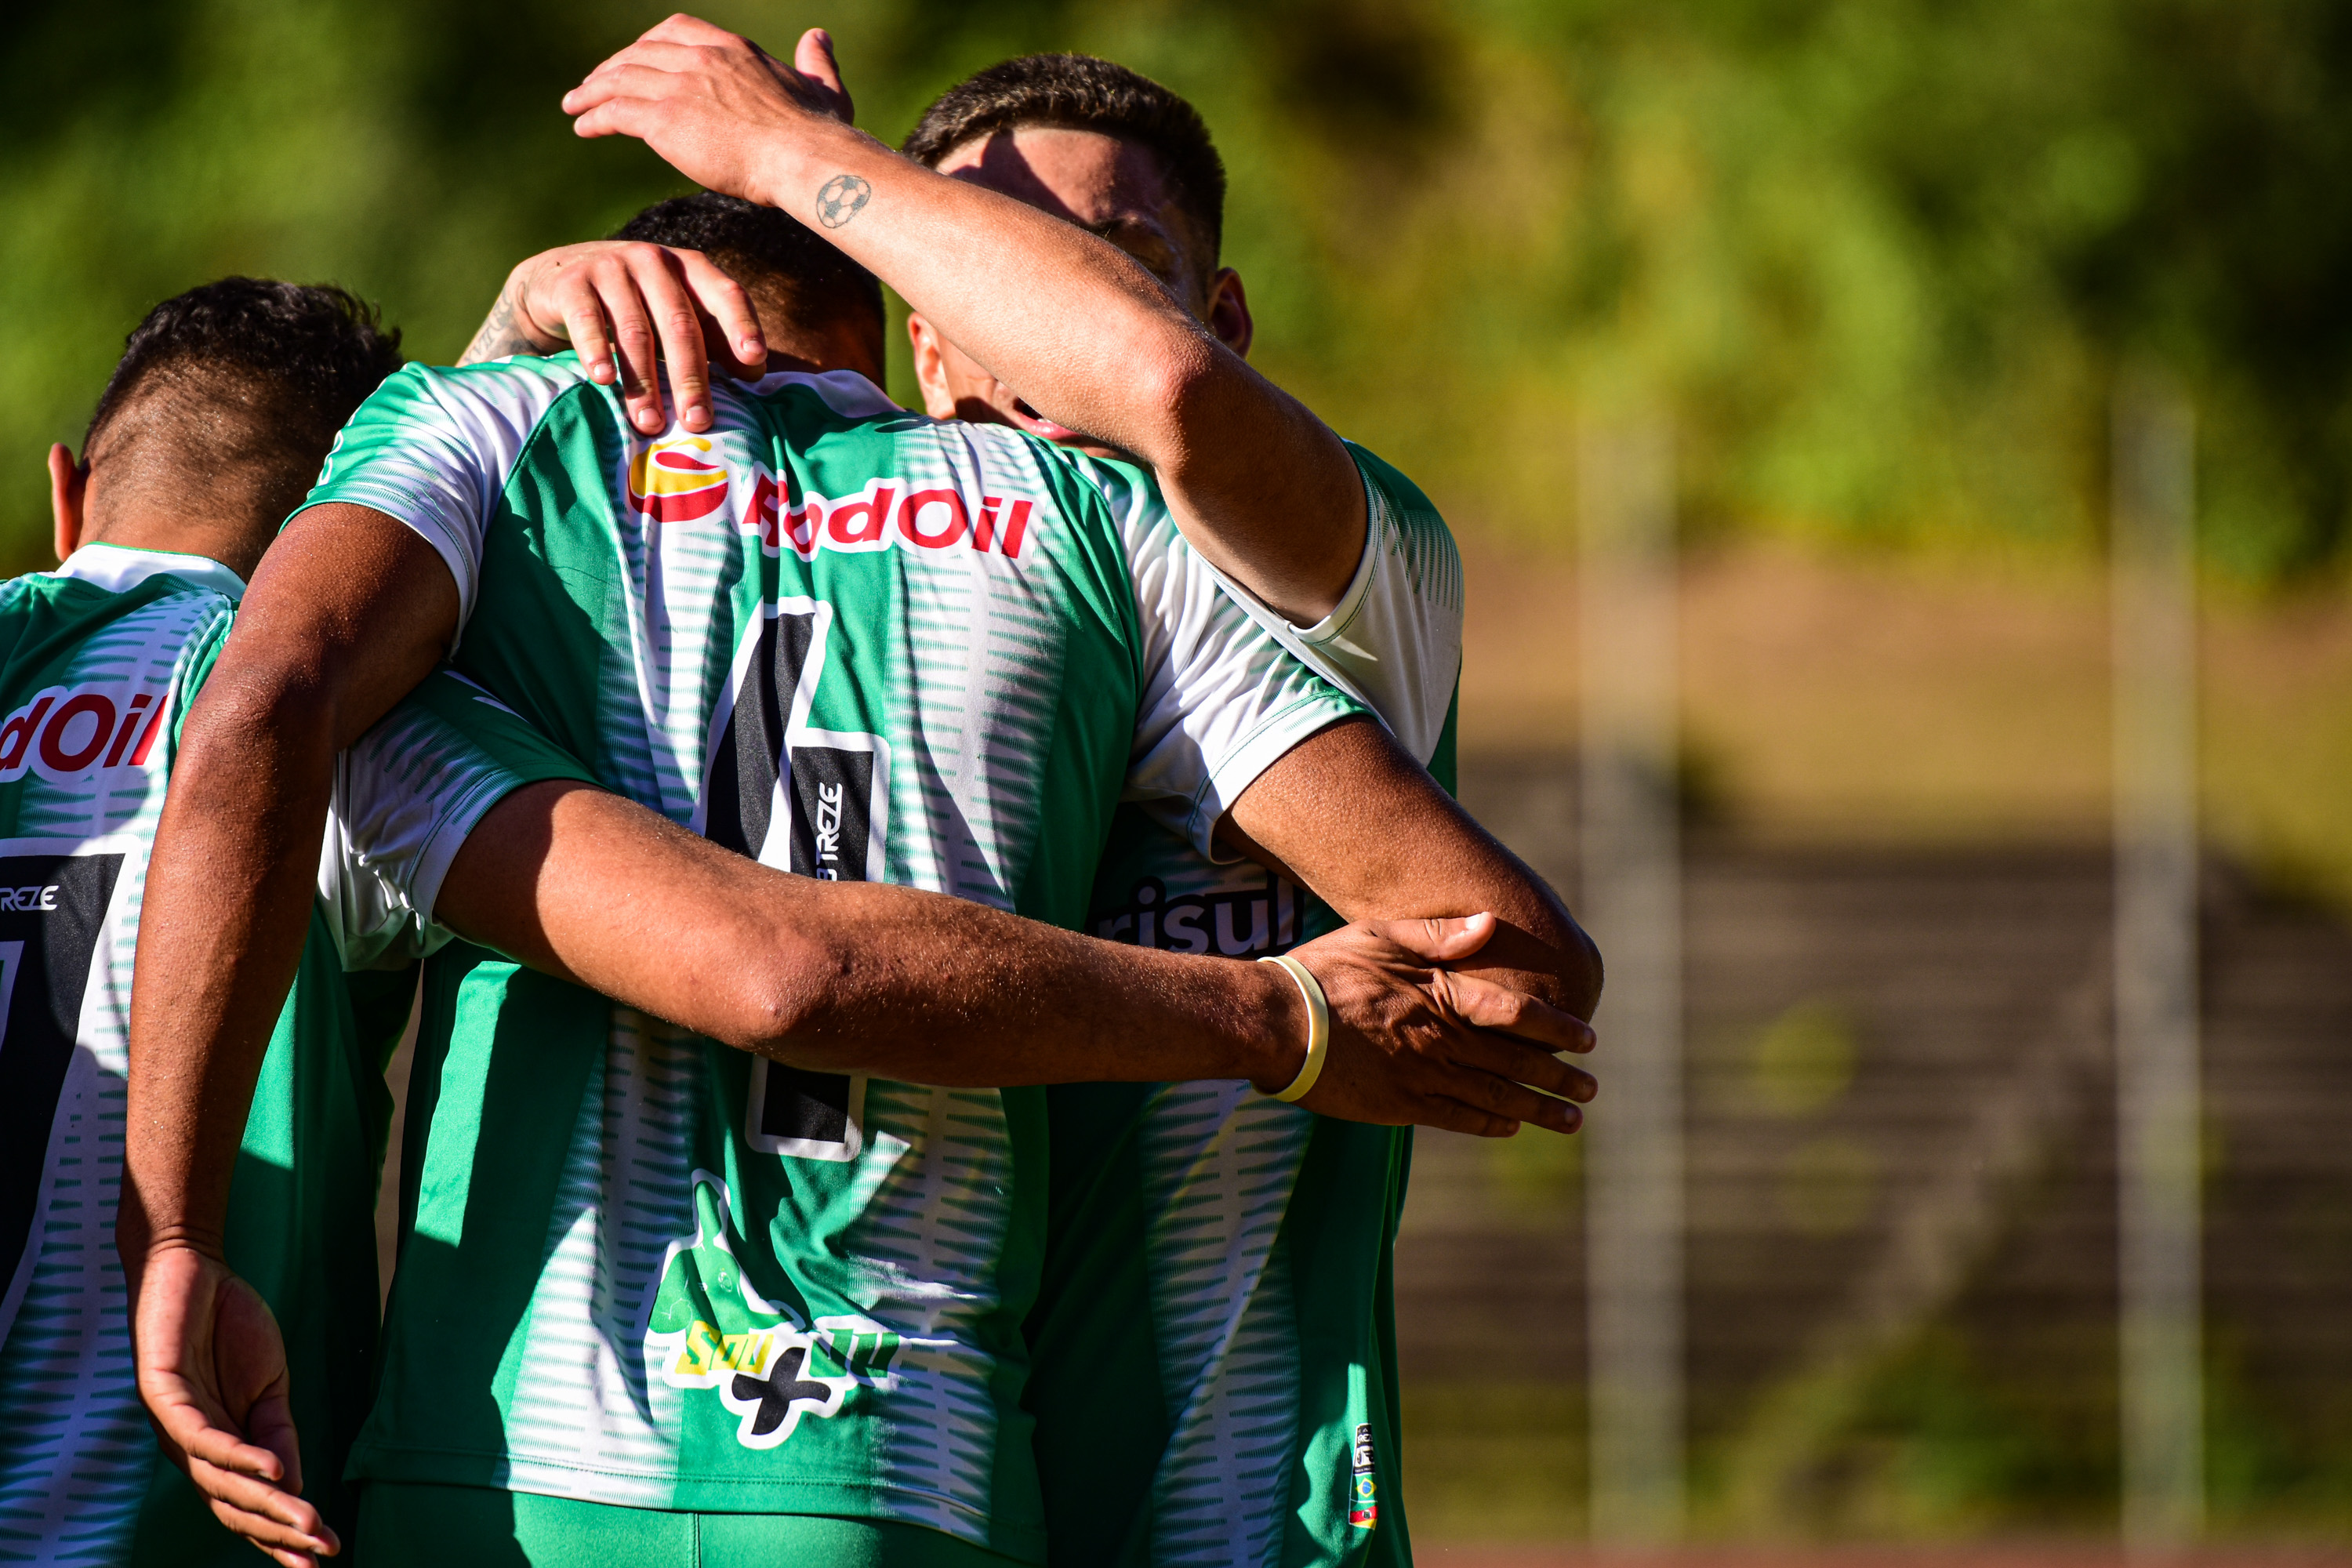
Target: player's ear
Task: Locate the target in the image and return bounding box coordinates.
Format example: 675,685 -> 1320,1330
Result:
49,444 -> 86,564
1204,268 -> 1253,361
904,313 -> 959,421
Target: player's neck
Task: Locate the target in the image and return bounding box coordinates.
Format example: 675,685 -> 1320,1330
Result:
764,322 -> 887,389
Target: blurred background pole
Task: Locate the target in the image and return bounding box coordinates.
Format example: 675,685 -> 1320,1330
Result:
1580,414 -> 1685,1548
2111,376 -> 2203,1557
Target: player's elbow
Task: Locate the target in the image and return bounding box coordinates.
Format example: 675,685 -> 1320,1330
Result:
704,927 -> 848,1063
1563,923 -> 1604,1022
173,647 -> 338,789
1522,888 -> 1605,1023
710,960 -> 818,1057
1128,336 -> 1225,472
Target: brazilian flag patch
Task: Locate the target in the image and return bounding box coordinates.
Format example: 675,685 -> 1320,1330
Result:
1350,1424 -> 1378,1527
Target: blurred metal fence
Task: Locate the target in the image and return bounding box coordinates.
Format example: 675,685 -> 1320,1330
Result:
1579,415 -> 1686,1547
1396,797 -> 2352,1544
1397,395 -> 2350,1545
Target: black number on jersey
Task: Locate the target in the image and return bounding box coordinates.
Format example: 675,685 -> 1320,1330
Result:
0,849 -> 125,1334
702,598 -> 888,1162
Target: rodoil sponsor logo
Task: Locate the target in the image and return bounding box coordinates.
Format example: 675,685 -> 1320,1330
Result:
0,685 -> 165,783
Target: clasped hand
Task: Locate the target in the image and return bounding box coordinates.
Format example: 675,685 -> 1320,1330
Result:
1277,911 -> 1597,1138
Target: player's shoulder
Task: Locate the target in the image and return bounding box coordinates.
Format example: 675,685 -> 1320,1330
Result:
316,355 -> 618,502
360,354 -> 606,434
734,370 -> 1105,481
5,547 -> 240,622
1340,438 -> 1462,613
383,352 -> 596,402
0,550 -> 238,713
1341,440 -> 1450,534
731,366 -> 902,427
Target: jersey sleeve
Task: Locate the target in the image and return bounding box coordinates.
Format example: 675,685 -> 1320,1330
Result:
1269,444 -> 1463,768
318,667 -> 599,970
162,599 -> 238,761
293,357 -> 593,636
1081,458 -> 1373,860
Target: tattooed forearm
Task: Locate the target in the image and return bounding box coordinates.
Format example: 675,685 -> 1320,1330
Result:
814,174 -> 873,230
459,287 -> 538,365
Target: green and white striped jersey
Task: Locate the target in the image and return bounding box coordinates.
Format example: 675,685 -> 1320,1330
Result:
1029,449 -> 1466,1568
303,357 -> 1367,1560
0,546 -> 587,1567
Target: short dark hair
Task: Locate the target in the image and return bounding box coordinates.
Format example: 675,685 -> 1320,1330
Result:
902,55 -> 1227,264
615,193 -> 884,340
84,278 -> 404,522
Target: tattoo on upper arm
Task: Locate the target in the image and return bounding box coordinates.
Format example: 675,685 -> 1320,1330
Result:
459,289 -> 536,365
815,175 -> 873,230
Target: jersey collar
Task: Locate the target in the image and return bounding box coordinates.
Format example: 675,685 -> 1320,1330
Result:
744,367 -> 902,421
52,542 -> 246,602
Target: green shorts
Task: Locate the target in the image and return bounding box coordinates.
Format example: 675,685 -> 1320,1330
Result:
352,1483 -> 1027,1568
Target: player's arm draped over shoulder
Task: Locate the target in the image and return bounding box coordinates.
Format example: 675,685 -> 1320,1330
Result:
459,241 -> 768,439
561,15 -> 1367,623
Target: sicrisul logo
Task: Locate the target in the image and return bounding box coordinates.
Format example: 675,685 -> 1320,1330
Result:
627,435 -> 731,522
641,1171 -> 901,1450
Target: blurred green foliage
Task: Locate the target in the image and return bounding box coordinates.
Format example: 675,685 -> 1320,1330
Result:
6,0 -> 2352,578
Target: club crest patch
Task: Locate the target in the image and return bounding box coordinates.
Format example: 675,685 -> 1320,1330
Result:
640,1170 -> 902,1449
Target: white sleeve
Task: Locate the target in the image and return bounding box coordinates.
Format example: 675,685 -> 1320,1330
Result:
1273,447 -> 1463,768
315,670 -> 593,969
294,357 -> 590,639
315,805 -> 440,973
1091,459 -> 1370,860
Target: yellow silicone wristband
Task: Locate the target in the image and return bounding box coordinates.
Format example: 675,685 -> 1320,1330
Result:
1259,954 -> 1330,1103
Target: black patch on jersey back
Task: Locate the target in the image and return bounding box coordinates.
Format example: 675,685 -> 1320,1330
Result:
767,743 -> 873,1145
706,608 -> 820,860
0,852 -> 123,1300
708,601 -> 880,1160
755,1066 -> 854,1146
787,748 -> 873,883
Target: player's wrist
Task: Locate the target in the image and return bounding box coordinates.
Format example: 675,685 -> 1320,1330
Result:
1240,957 -> 1312,1094
116,1221 -> 229,1298
122,1220 -> 228,1260
743,118 -> 879,222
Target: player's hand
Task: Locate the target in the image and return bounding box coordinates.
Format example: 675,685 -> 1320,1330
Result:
1273,913 -> 1599,1137
460,241 -> 768,437
132,1243 -> 337,1566
564,17 -> 858,207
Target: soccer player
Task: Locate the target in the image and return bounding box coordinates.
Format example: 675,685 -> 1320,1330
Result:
0,279 -> 610,1567
127,19 -> 1597,1568
903,54 -> 1472,1567
477,136 -> 1474,1555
